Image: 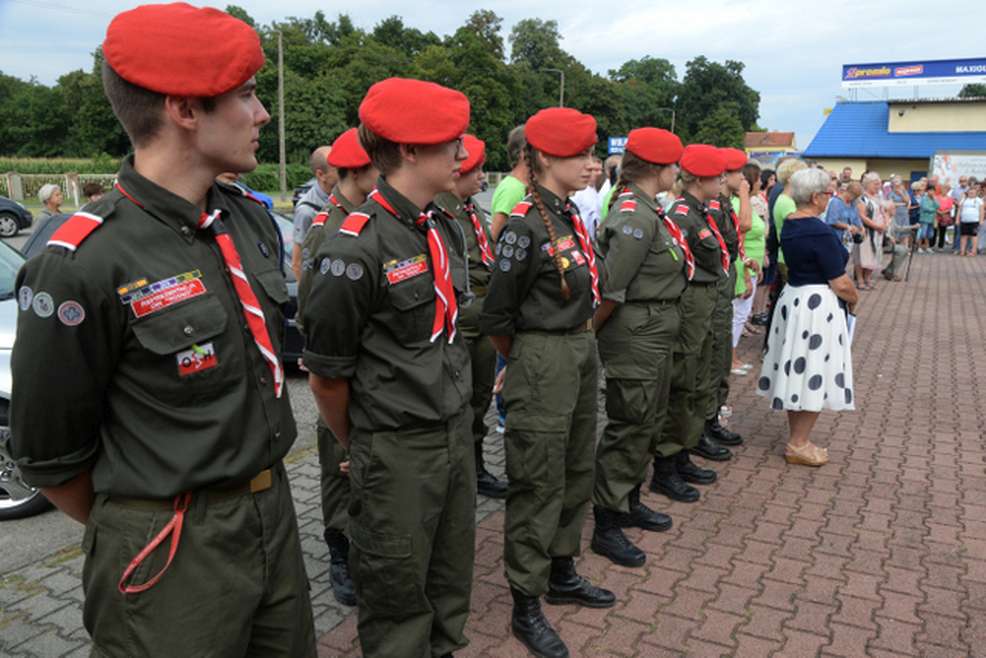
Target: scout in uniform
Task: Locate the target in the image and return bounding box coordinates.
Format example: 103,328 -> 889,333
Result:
9,5 -> 315,656
433,134 -> 509,499
590,128 -> 686,568
650,145 -> 731,503
704,147 -> 756,448
296,126 -> 377,607
303,77 -> 476,658
482,107 -> 615,658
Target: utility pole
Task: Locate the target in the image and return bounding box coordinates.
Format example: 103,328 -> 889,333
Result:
544,68 -> 565,107
277,29 -> 287,201
656,107 -> 676,134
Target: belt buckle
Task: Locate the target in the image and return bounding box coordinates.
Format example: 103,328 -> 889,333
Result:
249,469 -> 273,494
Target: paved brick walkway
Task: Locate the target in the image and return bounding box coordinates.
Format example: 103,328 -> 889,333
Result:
4,252 -> 986,657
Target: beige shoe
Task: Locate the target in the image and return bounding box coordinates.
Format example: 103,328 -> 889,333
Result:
784,442 -> 829,467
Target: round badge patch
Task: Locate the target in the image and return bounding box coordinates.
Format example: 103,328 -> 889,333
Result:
622,225 -> 633,235
515,248 -> 527,261
517,235 -> 531,249
495,243 -> 502,256
330,259 -> 346,277
32,292 -> 54,318
560,256 -> 571,269
17,286 -> 33,311
633,228 -> 645,239
504,231 -> 517,245
502,245 -> 515,258
346,263 -> 364,281
320,259 -> 331,275
499,259 -> 512,272
57,300 -> 85,326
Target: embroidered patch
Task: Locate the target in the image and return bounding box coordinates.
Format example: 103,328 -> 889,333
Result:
384,254 -> 428,285
504,231 -> 517,245
32,292 -> 54,318
331,259 -> 346,277
560,256 -> 571,269
320,259 -> 332,275
346,263 -> 364,281
517,235 -> 531,249
515,248 -> 527,261
119,271 -> 202,304
633,228 -> 644,240
572,250 -> 586,266
176,342 -> 218,377
131,278 -> 207,319
499,259 -> 512,272
502,245 -> 515,258
57,300 -> 85,326
622,225 -> 633,235
674,204 -> 689,216
495,243 -> 502,256
17,286 -> 32,311
698,228 -> 713,240
541,235 -> 577,256
257,241 -> 271,258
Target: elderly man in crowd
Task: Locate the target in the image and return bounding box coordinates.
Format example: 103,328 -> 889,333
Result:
291,145 -> 337,279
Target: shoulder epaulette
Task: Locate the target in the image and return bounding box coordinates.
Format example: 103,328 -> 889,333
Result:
312,211 -> 329,228
673,204 -> 690,216
708,199 -> 721,211
339,212 -> 370,237
510,200 -> 533,217
619,199 -> 637,213
223,181 -> 268,209
47,212 -> 105,252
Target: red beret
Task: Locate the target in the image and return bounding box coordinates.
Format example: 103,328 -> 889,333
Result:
328,128 -> 370,169
680,144 -> 725,178
359,78 -> 470,145
460,135 -> 486,174
720,148 -> 748,171
525,108 -> 597,158
626,127 -> 683,165
104,3 -> 264,97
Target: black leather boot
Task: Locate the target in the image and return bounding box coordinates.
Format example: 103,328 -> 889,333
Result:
323,528 -> 356,606
705,418 -> 742,446
675,451 -> 717,485
545,557 -> 616,608
649,454 -> 700,502
510,588 -> 569,658
692,434 -> 732,462
475,440 -> 508,499
623,485 -> 672,531
590,506 -> 646,567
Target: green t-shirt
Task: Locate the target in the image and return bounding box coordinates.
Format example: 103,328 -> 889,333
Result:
734,196 -> 767,296
773,193 -> 796,265
491,175 -> 528,218
599,185 -> 617,222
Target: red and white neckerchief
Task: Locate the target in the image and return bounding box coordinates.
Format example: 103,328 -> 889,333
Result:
703,206 -> 731,274
370,189 -> 458,343
464,201 -> 495,267
565,204 -> 601,307
658,206 -> 695,281
728,201 -> 747,261
198,210 -> 284,398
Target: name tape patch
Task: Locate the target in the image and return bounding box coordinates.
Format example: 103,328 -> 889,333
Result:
383,254 -> 427,285
176,342 -> 218,377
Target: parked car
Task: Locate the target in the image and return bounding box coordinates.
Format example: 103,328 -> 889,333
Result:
292,178 -> 315,207
0,196 -> 33,238
0,239 -> 52,520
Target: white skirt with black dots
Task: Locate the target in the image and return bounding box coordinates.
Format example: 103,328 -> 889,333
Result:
756,284 -> 855,412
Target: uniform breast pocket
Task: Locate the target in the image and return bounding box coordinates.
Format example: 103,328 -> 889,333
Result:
386,276 -> 434,344
252,268 -> 290,346
130,295 -> 230,399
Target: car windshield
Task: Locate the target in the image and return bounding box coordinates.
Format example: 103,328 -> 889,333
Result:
0,242 -> 25,300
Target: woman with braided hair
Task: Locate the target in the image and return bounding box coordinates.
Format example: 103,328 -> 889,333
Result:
481,107 -> 613,658
590,127 -> 688,569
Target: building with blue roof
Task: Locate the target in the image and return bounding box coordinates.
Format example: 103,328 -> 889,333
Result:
803,98 -> 986,182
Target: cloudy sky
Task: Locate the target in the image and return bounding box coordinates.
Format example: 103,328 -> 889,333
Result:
0,0 -> 975,151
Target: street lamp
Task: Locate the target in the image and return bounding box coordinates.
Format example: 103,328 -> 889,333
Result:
654,107 -> 676,134
543,68 -> 565,107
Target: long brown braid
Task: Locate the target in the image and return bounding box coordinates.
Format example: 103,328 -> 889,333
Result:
525,143 -> 571,300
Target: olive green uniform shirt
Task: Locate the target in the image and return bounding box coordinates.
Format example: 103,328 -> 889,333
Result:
711,193 -> 740,262
297,185 -> 356,331
10,157 -> 296,497
669,191 -> 727,284
480,186 -> 595,336
596,184 -> 687,304
301,178 -> 471,432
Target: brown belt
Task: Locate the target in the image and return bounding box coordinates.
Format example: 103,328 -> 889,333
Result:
109,468 -> 275,510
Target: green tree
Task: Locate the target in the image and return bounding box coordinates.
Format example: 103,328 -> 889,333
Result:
691,102 -> 745,147
609,57 -> 679,132
676,56 -> 759,142
959,83 -> 986,98
509,19 -> 564,69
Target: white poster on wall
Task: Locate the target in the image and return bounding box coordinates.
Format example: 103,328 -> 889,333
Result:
931,151 -> 986,188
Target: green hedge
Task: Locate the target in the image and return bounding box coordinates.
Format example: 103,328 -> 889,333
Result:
241,164 -> 312,191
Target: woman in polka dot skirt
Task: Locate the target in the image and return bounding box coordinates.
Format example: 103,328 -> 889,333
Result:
756,168 -> 859,466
